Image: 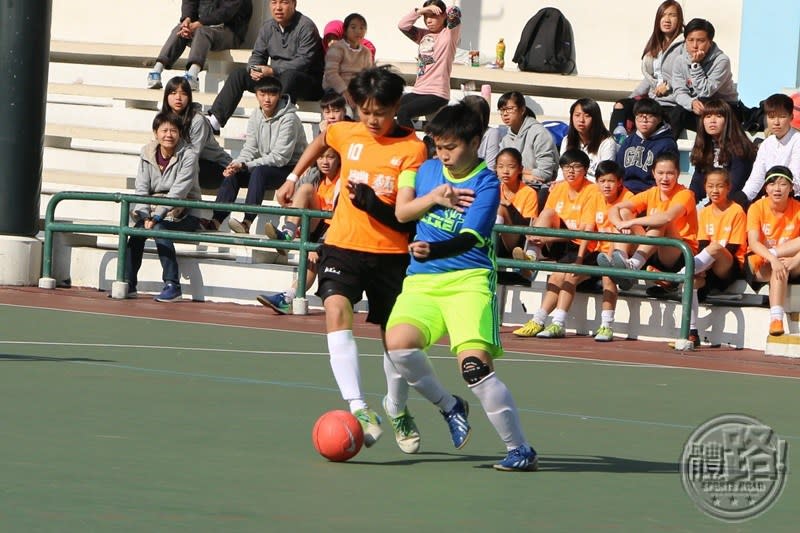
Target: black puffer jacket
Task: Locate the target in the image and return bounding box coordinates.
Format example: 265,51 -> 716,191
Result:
181,0 -> 253,44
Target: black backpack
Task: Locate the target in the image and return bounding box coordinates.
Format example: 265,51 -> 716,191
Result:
512,7 -> 576,74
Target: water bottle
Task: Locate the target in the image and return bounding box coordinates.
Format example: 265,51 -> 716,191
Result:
613,122 -> 627,145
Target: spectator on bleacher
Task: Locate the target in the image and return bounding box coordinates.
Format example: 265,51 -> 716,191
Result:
321,19 -> 377,61
126,112 -> 204,302
462,95 -> 502,171
495,148 -> 538,258
512,149 -> 599,338
607,152 -> 698,294
615,98 -> 678,194
739,94 -> 800,205
206,0 -> 323,134
161,76 -> 232,191
147,0 -> 253,92
274,91 -> 350,207
396,1 -> 462,128
207,76 -> 307,234
745,166 -> 800,337
680,168 -> 747,346
560,98 -> 617,181
590,161 -> 635,341
665,18 -> 740,140
497,91 -> 560,187
323,13 -> 374,110
688,99 -> 756,207
609,0 -> 684,134
258,147 -> 341,314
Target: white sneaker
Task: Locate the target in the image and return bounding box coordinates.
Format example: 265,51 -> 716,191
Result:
183,72 -> 199,92
146,71 -> 162,89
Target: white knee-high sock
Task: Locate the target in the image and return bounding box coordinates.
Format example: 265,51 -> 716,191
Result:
383,352 -> 410,418
327,330 -> 366,412
470,373 -> 527,450
388,348 -> 456,413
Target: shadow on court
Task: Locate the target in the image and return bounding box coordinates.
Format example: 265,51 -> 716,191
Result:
0,353 -> 114,363
535,454 -> 677,473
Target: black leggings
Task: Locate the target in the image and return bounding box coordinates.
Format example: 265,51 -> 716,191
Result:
396,93 -> 449,128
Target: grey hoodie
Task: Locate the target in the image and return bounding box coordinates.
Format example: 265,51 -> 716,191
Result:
188,105 -> 232,167
498,116 -> 559,183
132,140 -> 205,221
632,39 -> 684,105
234,95 -> 308,169
672,42 -> 739,112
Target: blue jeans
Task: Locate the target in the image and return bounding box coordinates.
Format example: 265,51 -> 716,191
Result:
212,164 -> 292,223
125,216 -> 200,290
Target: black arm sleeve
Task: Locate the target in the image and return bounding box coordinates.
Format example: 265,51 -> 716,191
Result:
349,183 -> 416,233
421,233 -> 479,261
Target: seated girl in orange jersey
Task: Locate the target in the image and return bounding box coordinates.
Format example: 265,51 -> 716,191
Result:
745,165 -> 800,337
495,148 -> 539,257
679,168 -> 747,346
258,147 -> 341,314
512,149 -> 600,338
606,151 -> 698,293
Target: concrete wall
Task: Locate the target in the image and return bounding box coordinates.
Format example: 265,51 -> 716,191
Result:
51,0 -> 743,81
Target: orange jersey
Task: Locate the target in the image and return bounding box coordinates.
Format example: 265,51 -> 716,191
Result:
746,197 -> 800,248
629,185 -> 698,253
544,179 -> 600,244
698,202 -> 747,267
323,122 -> 427,253
501,182 -> 539,219
315,175 -> 339,225
587,187 -> 634,254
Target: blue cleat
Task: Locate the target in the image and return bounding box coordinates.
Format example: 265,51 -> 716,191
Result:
441,395 -> 471,449
493,444 -> 539,472
257,292 -> 291,315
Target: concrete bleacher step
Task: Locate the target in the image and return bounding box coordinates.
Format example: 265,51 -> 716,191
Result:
43,169 -> 132,190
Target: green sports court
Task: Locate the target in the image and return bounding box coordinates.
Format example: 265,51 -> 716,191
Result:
0,288 -> 796,532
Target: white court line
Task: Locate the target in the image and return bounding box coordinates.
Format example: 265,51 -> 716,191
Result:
0,340 -> 698,370
1,302 -> 798,381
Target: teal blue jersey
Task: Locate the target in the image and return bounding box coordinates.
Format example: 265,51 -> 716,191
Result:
405,159 -> 499,275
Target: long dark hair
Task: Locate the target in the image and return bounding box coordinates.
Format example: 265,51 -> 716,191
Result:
690,99 -> 756,171
642,0 -> 684,59
161,76 -> 199,142
564,98 -> 611,154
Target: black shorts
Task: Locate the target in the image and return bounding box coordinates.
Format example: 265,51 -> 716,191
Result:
546,240 -> 581,263
316,244 -> 410,327
497,204 -> 531,258
647,253 -> 686,273
702,261 -> 743,292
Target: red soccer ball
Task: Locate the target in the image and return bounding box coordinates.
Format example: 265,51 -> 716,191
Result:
311,410 -> 364,462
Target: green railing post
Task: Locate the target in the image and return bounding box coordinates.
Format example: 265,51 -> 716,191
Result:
116,198 -> 130,282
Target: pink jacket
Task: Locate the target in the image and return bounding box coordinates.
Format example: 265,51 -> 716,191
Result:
398,6 -> 461,100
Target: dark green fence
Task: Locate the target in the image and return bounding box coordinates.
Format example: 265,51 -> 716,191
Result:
41,192 -> 695,342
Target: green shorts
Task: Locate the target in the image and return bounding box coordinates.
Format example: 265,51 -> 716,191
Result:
387,268 -> 503,358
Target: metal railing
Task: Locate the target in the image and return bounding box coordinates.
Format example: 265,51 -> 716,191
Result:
41,192 -> 695,342
41,191 -> 331,305
493,224 -> 695,342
